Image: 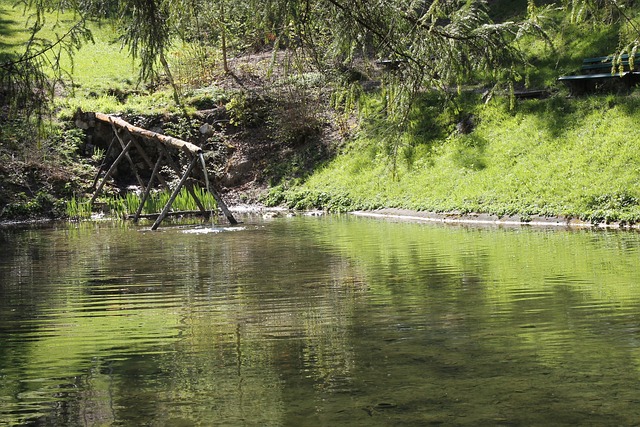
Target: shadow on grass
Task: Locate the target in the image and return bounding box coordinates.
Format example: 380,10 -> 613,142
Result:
523,24 -> 621,89
513,88 -> 640,141
514,96 -> 579,139
0,6 -> 23,51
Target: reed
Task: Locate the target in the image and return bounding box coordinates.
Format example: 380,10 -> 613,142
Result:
65,197 -> 93,219
65,186 -> 217,219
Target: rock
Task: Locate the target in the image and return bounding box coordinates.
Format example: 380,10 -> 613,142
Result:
263,211 -> 280,219
456,114 -> 475,134
200,123 -> 215,137
222,157 -> 254,187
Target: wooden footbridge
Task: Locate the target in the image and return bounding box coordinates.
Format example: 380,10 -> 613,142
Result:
76,111 -> 237,230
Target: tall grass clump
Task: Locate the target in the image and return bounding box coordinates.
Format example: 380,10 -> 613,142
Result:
66,186 -> 217,219
65,197 -> 93,219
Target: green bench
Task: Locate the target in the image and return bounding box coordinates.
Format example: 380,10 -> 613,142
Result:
558,53 -> 640,94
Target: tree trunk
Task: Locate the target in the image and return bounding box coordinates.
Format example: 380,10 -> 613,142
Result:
220,0 -> 229,73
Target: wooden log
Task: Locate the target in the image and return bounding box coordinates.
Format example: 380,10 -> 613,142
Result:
93,112 -> 202,154
127,210 -> 216,220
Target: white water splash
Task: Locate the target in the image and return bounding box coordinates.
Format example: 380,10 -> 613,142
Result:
182,226 -> 247,234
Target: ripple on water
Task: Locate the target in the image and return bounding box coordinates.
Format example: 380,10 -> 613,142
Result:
5,219 -> 640,426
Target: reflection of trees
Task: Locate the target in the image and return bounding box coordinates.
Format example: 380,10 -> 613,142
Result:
5,219 -> 640,424
0,219 -> 369,425
312,220 -> 640,424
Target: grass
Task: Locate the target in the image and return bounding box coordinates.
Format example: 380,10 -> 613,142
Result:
0,0 -> 196,117
271,90 -> 640,224
0,1 -> 136,83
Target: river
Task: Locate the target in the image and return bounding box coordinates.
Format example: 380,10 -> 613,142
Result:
1,214 -> 640,426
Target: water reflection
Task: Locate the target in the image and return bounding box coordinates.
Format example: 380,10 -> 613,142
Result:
2,217 -> 640,425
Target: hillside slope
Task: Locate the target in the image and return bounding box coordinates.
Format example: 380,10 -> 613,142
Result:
274,92 -> 640,225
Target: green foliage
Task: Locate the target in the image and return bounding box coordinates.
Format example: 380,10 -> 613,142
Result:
451,134 -> 488,171
0,0 -> 93,121
264,186 -> 356,212
46,127 -> 86,160
3,0 -> 555,122
7,0 -> 640,226
226,94 -> 249,127
58,90 -> 182,119
581,191 -> 640,224
185,87 -> 229,110
2,191 -> 63,219
162,116 -> 199,140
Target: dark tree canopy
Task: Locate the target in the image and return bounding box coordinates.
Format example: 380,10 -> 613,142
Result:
3,0 -> 640,123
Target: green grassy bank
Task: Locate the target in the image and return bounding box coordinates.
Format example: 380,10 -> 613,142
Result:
272,92 -> 640,225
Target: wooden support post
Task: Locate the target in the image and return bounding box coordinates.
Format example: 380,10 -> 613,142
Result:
91,137 -> 117,191
208,187 -> 238,225
110,123 -> 146,190
134,153 -> 164,223
90,139 -> 134,206
151,155 -> 198,230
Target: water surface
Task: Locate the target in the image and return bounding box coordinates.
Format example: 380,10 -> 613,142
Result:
2,215 -> 640,426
